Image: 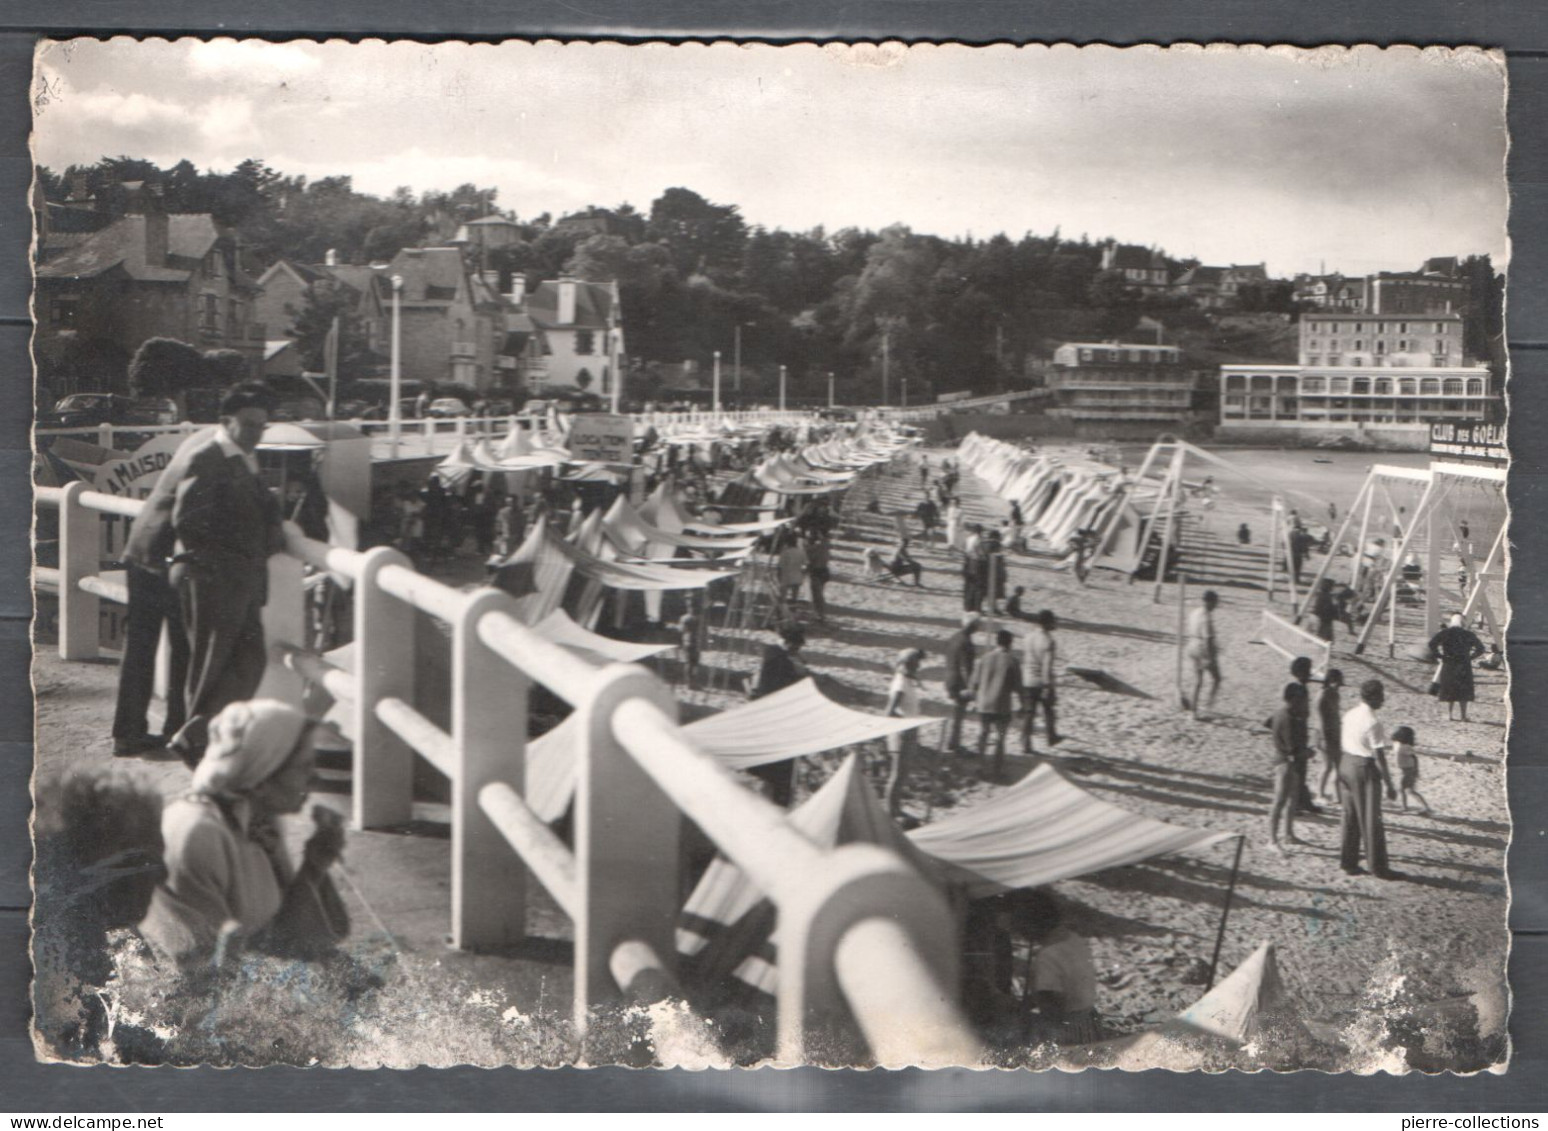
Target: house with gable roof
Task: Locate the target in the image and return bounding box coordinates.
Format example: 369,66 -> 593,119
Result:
1099,241 -> 1171,295
520,275 -> 624,397
1172,263 -> 1270,310
34,182 -> 265,392
375,246 -> 521,392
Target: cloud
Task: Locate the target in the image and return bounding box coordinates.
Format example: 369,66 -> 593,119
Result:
68,88 -> 187,130
186,38 -> 321,77
197,96 -> 262,151
29,40 -> 1507,275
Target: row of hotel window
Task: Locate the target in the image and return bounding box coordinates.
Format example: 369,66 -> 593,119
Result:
48,295 -> 247,337
1224,375 -> 1485,396
1306,340 -> 1447,354
1073,348 -> 1177,364
1303,321 -> 1454,335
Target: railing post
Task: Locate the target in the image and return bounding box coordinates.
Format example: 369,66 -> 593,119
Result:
352,546 -> 416,829
772,843 -> 963,1067
58,481 -> 102,660
97,422 -> 113,450
450,591 -> 530,949
572,665 -> 683,1035
255,552 -> 307,706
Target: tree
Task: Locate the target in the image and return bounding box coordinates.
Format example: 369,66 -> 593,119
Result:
647,187 -> 747,279
289,280 -> 376,381
201,349 -> 249,388
127,338 -> 205,409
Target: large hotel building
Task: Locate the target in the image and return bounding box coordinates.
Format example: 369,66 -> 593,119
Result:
1217,312 -> 1496,445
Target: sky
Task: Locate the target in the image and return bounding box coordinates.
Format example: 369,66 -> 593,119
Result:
30,39 -> 1509,277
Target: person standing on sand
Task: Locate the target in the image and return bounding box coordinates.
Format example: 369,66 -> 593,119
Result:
804,531 -> 831,621
776,531 -> 808,604
882,648 -> 926,817
1288,657 -> 1323,814
1313,578 -> 1340,644
1020,610 -> 1062,755
943,614 -> 980,755
1428,613 -> 1486,722
748,624 -> 811,806
1184,590 -> 1222,719
1317,669 -> 1345,803
1390,725 -> 1431,816
916,496 -> 940,544
1338,679 -> 1397,879
1268,682 -> 1311,856
970,629 -> 1023,781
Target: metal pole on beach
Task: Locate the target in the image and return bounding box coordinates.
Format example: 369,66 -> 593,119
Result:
1205,834 -> 1247,991
389,274 -> 404,458
1266,498 -> 1280,603
713,350 -> 722,414
1176,573 -> 1189,710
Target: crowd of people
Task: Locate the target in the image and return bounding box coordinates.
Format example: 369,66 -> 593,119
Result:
67,404 -> 1505,1055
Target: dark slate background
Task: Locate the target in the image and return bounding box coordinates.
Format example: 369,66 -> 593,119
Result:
0,2 -> 1543,1112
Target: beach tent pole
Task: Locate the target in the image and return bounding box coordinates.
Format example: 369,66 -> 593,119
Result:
1266,498 -> 1280,602
1461,523 -> 1507,640
1353,478 -> 1447,655
1176,572 -> 1189,710
1351,476 -> 1376,591
1129,437 -> 1169,490
1278,504 -> 1299,611
1206,834 -> 1247,991
1296,481 -> 1362,622
1425,500 -> 1442,638
1150,447 -> 1185,604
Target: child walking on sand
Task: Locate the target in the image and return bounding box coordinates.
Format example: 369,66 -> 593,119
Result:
1390,725 -> 1431,816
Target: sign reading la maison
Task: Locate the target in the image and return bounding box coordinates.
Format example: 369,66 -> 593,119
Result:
1430,421 -> 1507,464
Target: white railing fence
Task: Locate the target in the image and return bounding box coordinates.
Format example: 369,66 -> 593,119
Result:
34,484 -> 981,1067
35,409 -> 824,452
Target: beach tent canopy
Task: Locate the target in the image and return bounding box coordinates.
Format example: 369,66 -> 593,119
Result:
529,608 -> 673,666
522,678 -> 937,823
605,497 -> 757,552
601,498 -> 756,564
907,763 -> 1234,899
641,482 -> 786,537
549,523 -> 740,591
1060,942 -> 1312,1069
677,755 -> 938,998
491,516 -> 575,623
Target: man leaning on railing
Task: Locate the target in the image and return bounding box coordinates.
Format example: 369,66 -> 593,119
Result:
123,381 -> 286,768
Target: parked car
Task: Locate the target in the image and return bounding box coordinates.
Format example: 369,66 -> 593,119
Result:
39,393 -> 178,429
428,397 -> 472,418
556,392 -> 605,414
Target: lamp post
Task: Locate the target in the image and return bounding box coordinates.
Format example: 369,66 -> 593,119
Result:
712,350 -> 721,414
779,364 -> 787,412
828,371 -> 835,409
389,273 -> 404,457
733,322 -> 744,400
881,326 -> 890,409
608,280 -> 623,415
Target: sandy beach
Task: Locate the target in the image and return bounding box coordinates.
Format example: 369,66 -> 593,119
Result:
30,438 -> 1510,1070
684,440 -> 1510,1068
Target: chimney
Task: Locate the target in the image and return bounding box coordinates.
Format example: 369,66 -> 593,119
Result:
508,272 -> 526,306
557,276 -> 577,325
128,183 -> 169,269
325,248 -> 338,267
